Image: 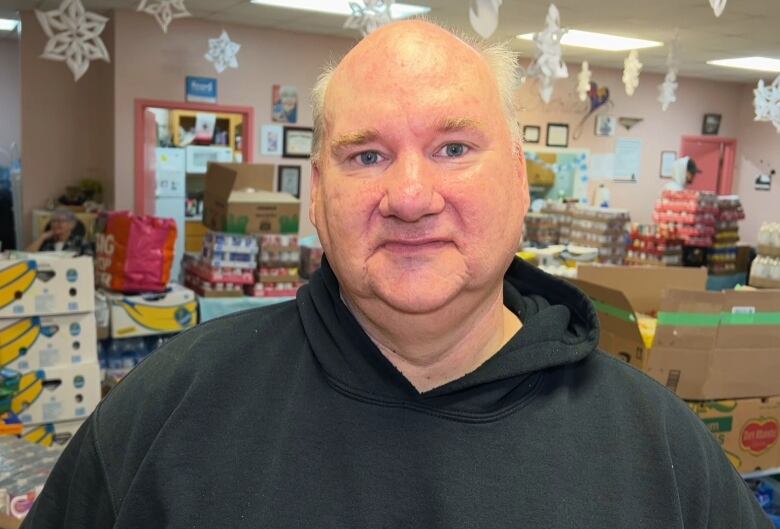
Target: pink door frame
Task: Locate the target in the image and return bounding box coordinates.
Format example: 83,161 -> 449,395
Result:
680,135 -> 737,195
134,99 -> 255,215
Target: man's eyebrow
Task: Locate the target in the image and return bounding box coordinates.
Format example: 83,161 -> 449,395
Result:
330,129 -> 381,156
435,117 -> 483,132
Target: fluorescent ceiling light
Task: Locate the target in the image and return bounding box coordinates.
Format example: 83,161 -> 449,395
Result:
707,57 -> 780,73
517,30 -> 662,51
249,0 -> 430,18
0,18 -> 18,31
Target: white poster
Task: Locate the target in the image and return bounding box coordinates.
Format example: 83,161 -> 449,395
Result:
614,138 -> 642,182
260,124 -> 283,156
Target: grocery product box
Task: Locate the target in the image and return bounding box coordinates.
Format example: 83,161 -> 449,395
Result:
690,397 -> 780,474
20,418 -> 85,448
0,313 -> 97,371
103,284 -> 198,338
573,265 -> 780,400
203,231 -> 259,253
9,362 -> 101,425
0,255 -> 94,318
0,436 -> 63,521
204,163 -> 300,234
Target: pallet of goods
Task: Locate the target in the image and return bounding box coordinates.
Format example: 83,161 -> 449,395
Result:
707,196 -> 744,276
568,205 -> 630,264
750,222 -> 780,289
185,231 -> 258,297
653,190 -> 718,248
626,224 -> 683,267
246,235 -> 303,298
524,212 -> 558,246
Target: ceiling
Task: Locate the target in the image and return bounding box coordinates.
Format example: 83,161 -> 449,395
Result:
1,0 -> 778,82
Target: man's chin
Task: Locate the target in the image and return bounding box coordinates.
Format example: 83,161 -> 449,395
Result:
367,274 -> 466,315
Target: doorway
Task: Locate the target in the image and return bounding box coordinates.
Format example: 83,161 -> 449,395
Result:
680,136 -> 737,195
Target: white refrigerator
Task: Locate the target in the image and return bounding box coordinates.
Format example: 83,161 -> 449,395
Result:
154,147 -> 186,282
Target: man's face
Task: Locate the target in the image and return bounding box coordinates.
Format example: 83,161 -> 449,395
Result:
51,218 -> 75,239
311,25 -> 528,315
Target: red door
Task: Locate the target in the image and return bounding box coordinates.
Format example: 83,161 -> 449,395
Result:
680,136 -> 737,195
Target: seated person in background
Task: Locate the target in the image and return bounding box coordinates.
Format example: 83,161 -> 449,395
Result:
26,208 -> 93,256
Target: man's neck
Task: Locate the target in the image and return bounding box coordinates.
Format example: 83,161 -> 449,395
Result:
342,287 -> 522,393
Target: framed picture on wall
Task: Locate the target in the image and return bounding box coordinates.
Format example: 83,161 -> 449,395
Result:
282,126 -> 313,158
523,125 -> 541,144
546,123 -> 569,148
659,151 -> 676,178
702,113 -> 721,135
594,115 -> 617,137
277,165 -> 301,198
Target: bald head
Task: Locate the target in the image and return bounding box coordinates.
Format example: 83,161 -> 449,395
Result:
311,20 -> 521,163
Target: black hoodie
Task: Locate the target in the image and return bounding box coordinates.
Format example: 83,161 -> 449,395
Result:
22,258 -> 769,528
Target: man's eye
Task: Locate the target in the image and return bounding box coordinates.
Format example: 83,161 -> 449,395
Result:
437,143 -> 469,158
355,151 -> 383,166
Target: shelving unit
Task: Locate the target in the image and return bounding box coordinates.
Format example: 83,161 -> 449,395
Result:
170,110 -> 244,157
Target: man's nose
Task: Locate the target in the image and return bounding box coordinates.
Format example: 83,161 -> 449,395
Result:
378,152 -> 445,222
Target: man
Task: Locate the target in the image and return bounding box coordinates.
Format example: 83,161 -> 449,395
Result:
26,208 -> 93,255
23,21 -> 768,528
665,156 -> 702,191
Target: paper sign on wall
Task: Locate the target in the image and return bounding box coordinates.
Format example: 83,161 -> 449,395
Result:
614,138 -> 642,182
260,124 -> 284,156
186,76 -> 217,103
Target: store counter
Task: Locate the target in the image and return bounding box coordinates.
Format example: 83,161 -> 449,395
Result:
198,296 -> 294,322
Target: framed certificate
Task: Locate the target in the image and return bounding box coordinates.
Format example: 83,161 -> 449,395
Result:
283,126 -> 313,158
277,165 -> 301,198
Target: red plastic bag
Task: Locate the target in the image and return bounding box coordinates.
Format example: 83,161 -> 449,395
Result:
95,211 -> 177,293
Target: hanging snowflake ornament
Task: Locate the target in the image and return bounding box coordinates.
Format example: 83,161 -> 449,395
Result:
526,4 -> 568,104
577,61 -> 591,102
754,75 -> 780,133
469,0 -> 502,39
710,0 -> 727,17
658,35 -> 680,111
137,0 -> 191,34
204,30 -> 240,74
622,50 -> 642,96
344,0 -> 394,37
35,0 -> 110,82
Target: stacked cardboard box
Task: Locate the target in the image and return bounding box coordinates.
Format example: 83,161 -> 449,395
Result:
751,223 -> 780,289
185,231 -> 257,297
626,224 -> 683,267
653,190 -> 718,247
707,196 -> 745,275
524,213 -> 558,246
540,201 -> 574,244
568,206 -> 630,264
247,235 -> 302,297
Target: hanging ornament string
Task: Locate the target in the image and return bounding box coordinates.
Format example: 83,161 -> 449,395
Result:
137,0 -> 191,33
344,0 -> 394,37
710,0 -> 727,17
622,50 -> 642,96
526,4 -> 568,104
576,61 -> 591,102
469,0 -> 502,39
658,32 -> 680,111
754,75 -> 780,133
572,81 -> 612,140
35,0 -> 110,82
204,30 -> 241,73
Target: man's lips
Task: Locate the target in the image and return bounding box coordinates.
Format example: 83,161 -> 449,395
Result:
379,238 -> 452,254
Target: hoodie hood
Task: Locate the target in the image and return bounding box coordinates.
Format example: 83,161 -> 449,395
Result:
297,256 -> 600,419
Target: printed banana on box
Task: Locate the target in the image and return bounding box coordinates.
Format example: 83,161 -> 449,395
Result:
0,255 -> 94,317
103,284 -> 198,338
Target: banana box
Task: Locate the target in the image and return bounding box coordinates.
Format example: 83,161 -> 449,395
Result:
0,255 -> 94,318
0,313 -> 97,371
690,397 -> 780,474
11,363 -> 101,425
104,284 -> 198,338
20,418 -> 85,448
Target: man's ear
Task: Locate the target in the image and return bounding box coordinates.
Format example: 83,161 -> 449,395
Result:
309,161 -> 320,227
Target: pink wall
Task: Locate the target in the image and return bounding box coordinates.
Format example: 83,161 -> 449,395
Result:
733,83 -> 780,245
19,11 -> 115,244
112,10 -> 355,236
515,64 -> 745,226
0,38 -> 20,160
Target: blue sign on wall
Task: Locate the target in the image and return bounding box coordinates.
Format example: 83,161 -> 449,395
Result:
186,76 -> 217,103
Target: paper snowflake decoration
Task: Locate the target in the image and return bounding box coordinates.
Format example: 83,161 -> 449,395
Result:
204,30 -> 240,74
137,0 -> 191,33
344,0 -> 394,37
35,0 -> 110,82
577,61 -> 591,102
469,0 -> 502,39
754,75 -> 780,133
622,50 -> 642,96
710,0 -> 727,17
658,36 -> 680,111
526,4 -> 568,104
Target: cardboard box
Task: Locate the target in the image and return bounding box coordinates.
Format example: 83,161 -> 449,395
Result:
10,362 -> 101,425
573,265 -> 780,400
104,283 -> 198,338
690,397 -> 780,474
20,418 -> 85,448
0,255 -> 94,318
205,163 -> 300,234
0,313 -> 97,371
